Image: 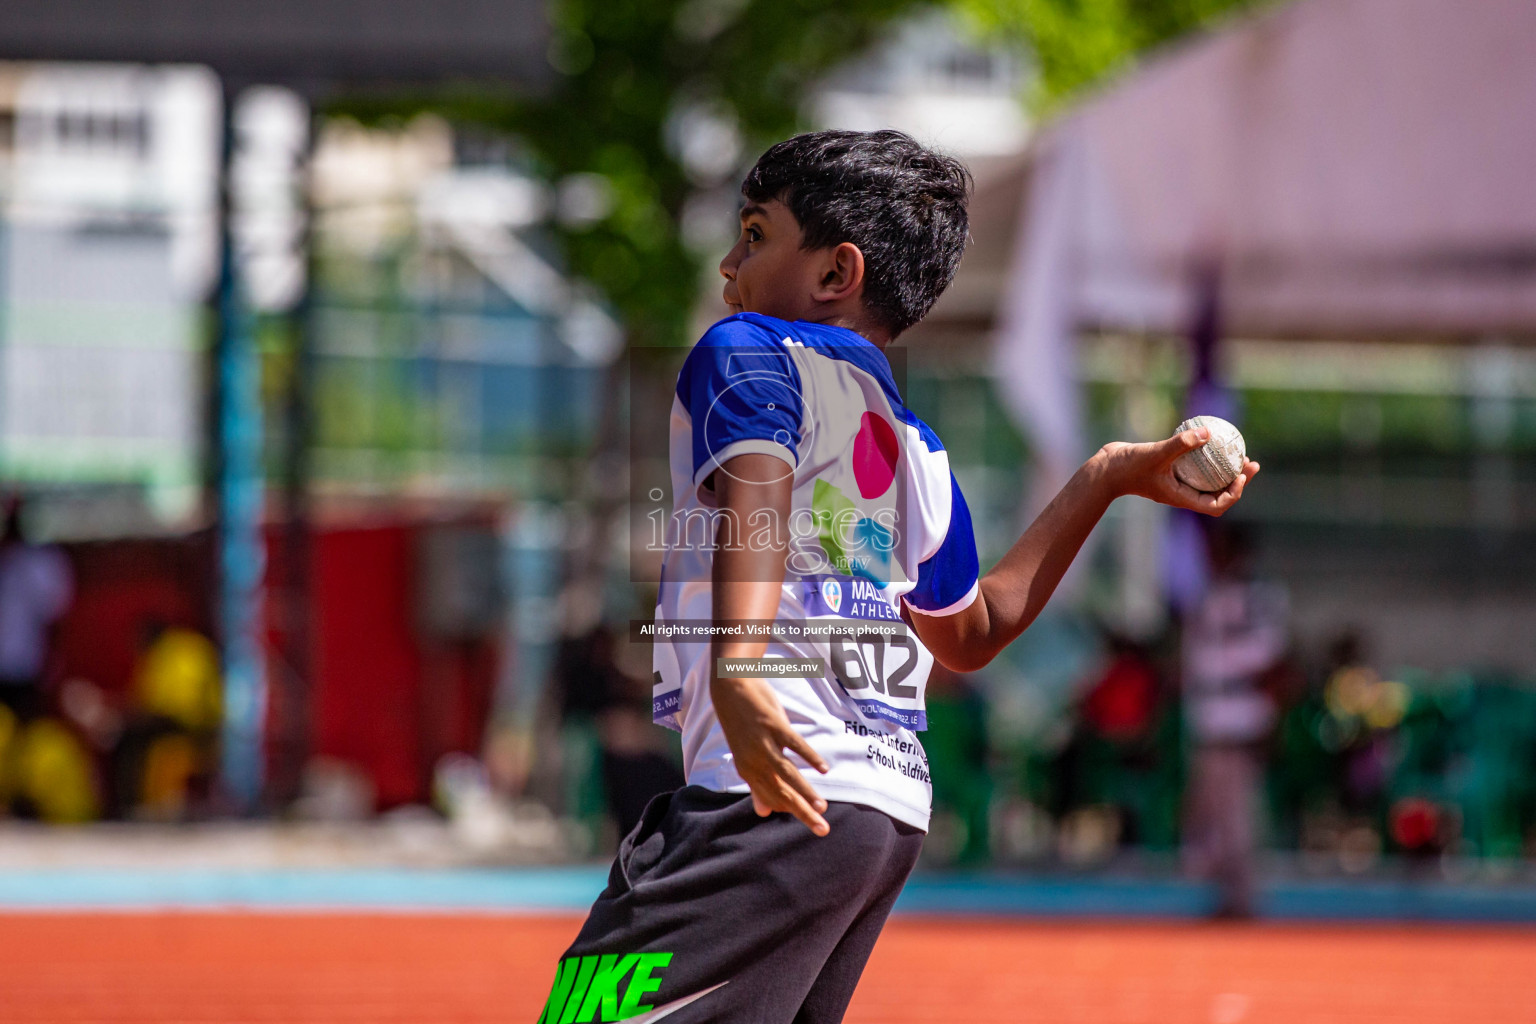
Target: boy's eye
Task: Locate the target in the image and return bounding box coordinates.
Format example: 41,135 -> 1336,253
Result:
745,226 -> 762,243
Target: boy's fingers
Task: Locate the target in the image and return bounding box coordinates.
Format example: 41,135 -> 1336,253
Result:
1204,485 -> 1238,514
1157,427 -> 1209,461
769,755 -> 830,834
780,759 -> 829,813
1180,459 -> 1260,516
1201,477 -> 1247,515
744,757 -> 830,834
1218,462 -> 1259,502
780,781 -> 830,836
749,777 -> 798,819
782,730 -> 830,774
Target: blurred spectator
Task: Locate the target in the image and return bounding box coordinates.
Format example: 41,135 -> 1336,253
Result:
1180,522 -> 1288,918
1083,636 -> 1160,742
110,621 -> 222,820
555,625 -> 683,838
0,497 -> 94,823
9,717 -> 100,823
1055,634 -> 1180,853
0,497 -> 73,724
1321,633 -> 1402,815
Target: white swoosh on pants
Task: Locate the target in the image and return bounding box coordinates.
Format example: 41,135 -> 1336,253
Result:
623,980 -> 729,1023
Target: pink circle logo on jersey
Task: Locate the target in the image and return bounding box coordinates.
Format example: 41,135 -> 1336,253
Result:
852,411 -> 899,499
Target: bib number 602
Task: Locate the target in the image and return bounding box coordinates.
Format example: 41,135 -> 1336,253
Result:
827,631 -> 918,699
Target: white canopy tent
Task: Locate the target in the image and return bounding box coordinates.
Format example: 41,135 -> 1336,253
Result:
969,0 -> 1536,667
993,0 -> 1536,494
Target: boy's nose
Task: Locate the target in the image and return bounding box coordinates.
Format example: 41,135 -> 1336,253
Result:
718,241 -> 742,279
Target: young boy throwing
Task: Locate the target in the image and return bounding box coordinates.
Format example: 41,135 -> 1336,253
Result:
538,130 -> 1258,1024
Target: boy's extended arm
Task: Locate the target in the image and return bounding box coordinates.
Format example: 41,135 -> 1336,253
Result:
709,452 -> 832,836
909,426 -> 1260,674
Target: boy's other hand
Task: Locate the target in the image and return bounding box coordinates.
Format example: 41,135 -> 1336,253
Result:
710,676 -> 831,836
1097,427 -> 1260,517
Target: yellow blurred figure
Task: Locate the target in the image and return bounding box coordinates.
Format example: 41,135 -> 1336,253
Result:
0,703 -> 17,809
114,625 -> 222,819
133,627 -> 222,734
15,718 -> 99,824
139,732 -> 202,820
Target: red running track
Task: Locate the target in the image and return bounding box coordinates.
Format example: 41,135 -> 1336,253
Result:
0,913 -> 1532,1023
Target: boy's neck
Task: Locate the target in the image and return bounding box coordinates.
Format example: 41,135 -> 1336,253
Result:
800,309 -> 894,350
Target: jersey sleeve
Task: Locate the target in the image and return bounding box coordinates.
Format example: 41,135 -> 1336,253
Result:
677,317 -> 804,487
902,472 -> 981,616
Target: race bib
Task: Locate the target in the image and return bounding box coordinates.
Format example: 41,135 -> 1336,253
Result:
799,574 -> 931,731
649,575 -> 933,733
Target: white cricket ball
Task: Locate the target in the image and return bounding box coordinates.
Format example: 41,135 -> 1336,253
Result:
1172,415 -> 1247,493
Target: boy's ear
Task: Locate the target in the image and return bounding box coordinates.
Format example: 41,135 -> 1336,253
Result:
811,242 -> 865,304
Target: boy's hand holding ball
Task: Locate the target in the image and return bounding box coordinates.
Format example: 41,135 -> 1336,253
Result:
1097,415 -> 1259,516
1171,415 -> 1248,493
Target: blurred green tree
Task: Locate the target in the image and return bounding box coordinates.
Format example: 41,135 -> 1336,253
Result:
333,0 -> 1274,346
530,0 -> 938,347
958,0 -> 1273,111
340,0 -> 928,349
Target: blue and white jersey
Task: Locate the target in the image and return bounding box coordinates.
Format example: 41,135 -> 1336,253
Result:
652,313 -> 980,830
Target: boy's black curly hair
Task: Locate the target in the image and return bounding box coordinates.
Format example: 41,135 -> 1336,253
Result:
741,129 -> 972,337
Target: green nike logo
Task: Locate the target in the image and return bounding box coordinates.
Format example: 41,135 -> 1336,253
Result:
620,981 -> 728,1022
536,952 -> 674,1023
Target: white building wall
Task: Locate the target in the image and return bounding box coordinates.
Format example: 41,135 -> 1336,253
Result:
1,63 -> 219,528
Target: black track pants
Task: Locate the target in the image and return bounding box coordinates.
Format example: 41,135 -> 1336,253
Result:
537,785 -> 924,1024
